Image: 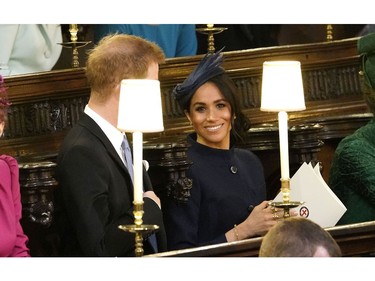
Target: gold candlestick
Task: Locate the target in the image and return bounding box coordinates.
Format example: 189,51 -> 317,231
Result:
69,24 -> 79,42
118,202 -> 159,257
326,24 -> 333,42
196,24 -> 228,54
260,61 -> 306,219
117,79 -> 163,257
59,24 -> 91,68
270,179 -> 304,218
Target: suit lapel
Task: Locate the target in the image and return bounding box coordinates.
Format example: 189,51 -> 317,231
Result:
79,114 -> 131,177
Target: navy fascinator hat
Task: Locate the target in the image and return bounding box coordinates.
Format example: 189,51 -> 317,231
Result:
173,49 -> 225,110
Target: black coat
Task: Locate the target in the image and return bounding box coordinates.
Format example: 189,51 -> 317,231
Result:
55,113 -> 167,256
164,133 -> 266,251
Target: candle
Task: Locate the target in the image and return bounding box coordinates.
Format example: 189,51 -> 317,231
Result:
132,131 -> 143,203
278,111 -> 290,180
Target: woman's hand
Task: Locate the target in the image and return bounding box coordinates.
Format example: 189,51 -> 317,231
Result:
238,200 -> 281,238
226,200 -> 298,242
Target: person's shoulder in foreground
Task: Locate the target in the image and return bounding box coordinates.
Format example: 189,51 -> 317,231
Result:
259,216 -> 342,257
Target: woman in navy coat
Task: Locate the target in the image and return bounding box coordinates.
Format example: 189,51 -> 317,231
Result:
164,50 -> 283,251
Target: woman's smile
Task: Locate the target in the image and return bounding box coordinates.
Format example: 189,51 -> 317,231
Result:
205,123 -> 223,132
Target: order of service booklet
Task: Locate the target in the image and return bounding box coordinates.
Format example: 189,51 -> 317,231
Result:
273,162 -> 347,228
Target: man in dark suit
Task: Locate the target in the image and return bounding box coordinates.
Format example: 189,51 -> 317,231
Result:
55,34 -> 167,256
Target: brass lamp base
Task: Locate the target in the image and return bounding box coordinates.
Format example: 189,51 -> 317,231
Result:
118,202 -> 159,257
196,25 -> 228,53
269,201 -> 304,218
118,224 -> 159,257
271,179 -> 304,218
118,224 -> 160,233
58,41 -> 91,68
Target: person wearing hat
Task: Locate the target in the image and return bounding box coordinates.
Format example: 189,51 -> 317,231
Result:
163,50 -> 284,251
329,32 -> 375,225
0,75 -> 30,256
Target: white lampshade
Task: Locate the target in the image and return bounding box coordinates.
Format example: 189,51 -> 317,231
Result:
117,79 -> 164,133
260,61 -> 306,112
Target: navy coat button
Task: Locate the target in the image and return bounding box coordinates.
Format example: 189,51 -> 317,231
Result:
230,166 -> 238,174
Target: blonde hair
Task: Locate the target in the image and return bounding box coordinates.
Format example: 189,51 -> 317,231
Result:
85,33 -> 165,102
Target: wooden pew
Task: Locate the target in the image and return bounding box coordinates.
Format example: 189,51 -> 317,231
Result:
147,220 -> 375,257
1,36 -> 367,161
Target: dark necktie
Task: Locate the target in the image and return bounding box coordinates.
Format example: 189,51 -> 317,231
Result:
121,135 -> 158,253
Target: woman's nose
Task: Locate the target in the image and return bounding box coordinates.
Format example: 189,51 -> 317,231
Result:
206,108 -> 217,121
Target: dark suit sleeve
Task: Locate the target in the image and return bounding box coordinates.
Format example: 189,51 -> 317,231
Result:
143,165 -> 153,192
143,197 -> 167,252
57,136 -> 167,256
